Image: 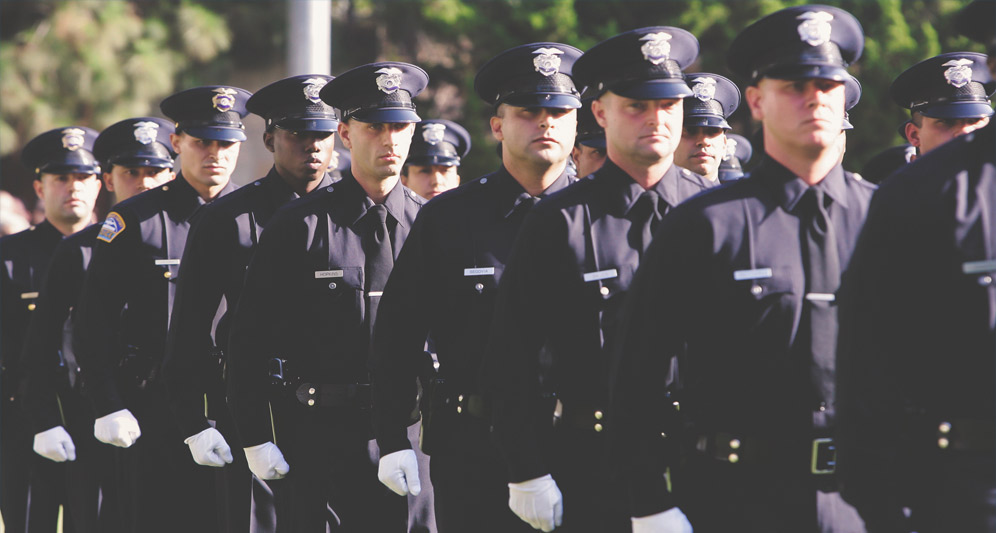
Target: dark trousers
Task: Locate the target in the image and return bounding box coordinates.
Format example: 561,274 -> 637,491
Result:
211,399 -> 276,533
270,401 -> 407,533
546,427 -> 630,533
59,389 -> 119,533
427,416 -> 531,533
675,451 -> 865,532
110,385 -> 218,533
890,452 -> 996,533
2,401 -> 33,533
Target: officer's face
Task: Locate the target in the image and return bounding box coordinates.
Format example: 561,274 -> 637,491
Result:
104,165 -> 174,203
265,128 -> 336,185
170,132 -> 241,188
906,115 -> 990,155
490,105 -> 576,169
402,164 -> 460,200
338,120 -> 415,182
592,93 -> 684,167
674,126 -> 726,181
746,78 -> 844,156
33,171 -> 100,230
571,144 -> 607,179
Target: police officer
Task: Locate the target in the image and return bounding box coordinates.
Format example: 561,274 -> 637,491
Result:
401,119 -> 471,200
1,126 -> 103,533
371,42 -> 582,532
858,144 -> 915,185
891,51 -> 993,158
162,75 -> 339,533
73,85 -> 249,533
21,117 -> 175,532
836,1 -> 996,530
609,6 -> 871,531
717,133 -> 753,183
227,62 -> 427,532
674,73 -> 740,182
482,28 -> 710,532
834,74 -> 861,167
572,98 -> 607,178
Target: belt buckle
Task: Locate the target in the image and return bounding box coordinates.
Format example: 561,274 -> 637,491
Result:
811,438 -> 836,475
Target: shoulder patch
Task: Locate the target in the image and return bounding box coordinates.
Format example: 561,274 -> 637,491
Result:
97,212 -> 126,243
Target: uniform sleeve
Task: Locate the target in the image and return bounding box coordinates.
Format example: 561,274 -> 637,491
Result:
608,209 -> 700,517
371,210 -> 431,454
483,207 -> 571,482
74,211 -> 139,417
21,240 -> 82,431
227,212 -> 306,447
163,207 -> 232,437
835,188 -> 912,529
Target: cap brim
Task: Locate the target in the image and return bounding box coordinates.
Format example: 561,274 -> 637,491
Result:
406,156 -> 460,167
276,118 -> 340,133
184,126 -> 247,142
578,135 -> 606,149
351,108 -> 421,124
610,79 -> 693,100
919,101 -> 995,120
39,163 -> 101,175
762,64 -> 850,83
683,116 -> 732,129
502,93 -> 582,109
109,156 -> 174,169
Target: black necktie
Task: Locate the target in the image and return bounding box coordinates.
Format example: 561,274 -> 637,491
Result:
507,192 -> 540,220
363,204 -> 393,334
799,187 -> 840,426
631,191 -> 661,254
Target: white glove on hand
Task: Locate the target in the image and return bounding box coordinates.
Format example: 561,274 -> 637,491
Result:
33,426 -> 76,462
184,427 -> 234,467
244,442 -> 290,480
94,409 -> 141,448
378,449 -> 422,496
508,474 -> 563,532
632,508 -> 694,533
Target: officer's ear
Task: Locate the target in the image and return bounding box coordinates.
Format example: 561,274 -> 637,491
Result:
103,171 -> 115,193
32,176 -> 45,200
263,129 -> 276,154
170,132 -> 183,154
590,96 -> 609,129
490,104 -> 506,142
905,121 -> 922,150
338,120 -> 353,150
744,84 -> 764,121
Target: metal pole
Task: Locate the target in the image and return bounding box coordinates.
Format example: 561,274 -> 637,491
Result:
287,0 -> 332,76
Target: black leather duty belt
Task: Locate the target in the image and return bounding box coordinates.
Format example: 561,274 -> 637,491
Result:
295,383 -> 371,409
690,432 -> 837,475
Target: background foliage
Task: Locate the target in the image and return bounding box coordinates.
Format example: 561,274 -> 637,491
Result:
1,0 -> 987,204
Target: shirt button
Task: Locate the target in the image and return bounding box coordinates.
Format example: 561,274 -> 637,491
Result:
27,303 -> 36,311
600,286 -> 610,296
164,271 -> 172,279
328,282 -> 337,290
307,399 -> 315,406
594,410 -> 603,420
480,178 -> 488,184
308,387 -> 316,395
162,186 -> 169,191
594,423 -> 603,432
979,275 -> 993,286
474,283 -> 484,291
327,186 -> 334,192
729,439 -> 741,450
751,285 -> 762,295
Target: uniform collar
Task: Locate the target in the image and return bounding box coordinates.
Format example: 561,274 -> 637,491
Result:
496,165 -> 573,218
338,175 -> 410,228
757,155 -> 850,212
262,166 -> 334,202
598,158 -> 687,216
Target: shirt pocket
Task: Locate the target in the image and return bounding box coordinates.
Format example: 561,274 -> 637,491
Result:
314,266 -> 365,329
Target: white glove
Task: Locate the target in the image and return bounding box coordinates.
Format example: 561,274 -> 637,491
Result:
378,449 -> 422,496
184,427 -> 234,467
508,474 -> 563,532
94,409 -> 141,448
33,426 -> 77,462
632,508 -> 693,533
244,442 -> 290,480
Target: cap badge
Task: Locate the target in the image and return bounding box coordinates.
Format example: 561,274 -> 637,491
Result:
422,123 -> 446,145
533,47 -> 564,77
723,138 -> 738,161
640,32 -> 672,65
212,88 -> 238,112
133,121 -> 159,145
943,58 -> 974,88
61,128 -> 86,151
691,77 -> 717,102
797,11 -> 834,47
375,67 -> 403,94
303,78 -> 328,103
